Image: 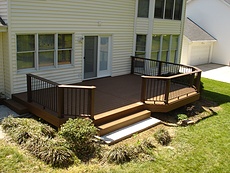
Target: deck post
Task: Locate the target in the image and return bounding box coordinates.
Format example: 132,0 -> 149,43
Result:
141,77 -> 147,102
195,71 -> 201,93
131,56 -> 134,74
158,61 -> 162,76
165,79 -> 171,104
27,74 -> 32,102
189,73 -> 195,87
89,87 -> 95,120
57,86 -> 64,118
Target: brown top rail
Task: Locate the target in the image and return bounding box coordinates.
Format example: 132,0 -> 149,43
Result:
141,69 -> 201,80
27,73 -> 59,86
27,73 -> 96,120
58,84 -> 96,89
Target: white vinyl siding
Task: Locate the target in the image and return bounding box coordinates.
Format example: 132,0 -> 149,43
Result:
3,32 -> 11,97
0,33 -> 4,93
136,18 -> 149,34
0,0 -> 8,23
9,0 -> 135,94
153,19 -> 182,34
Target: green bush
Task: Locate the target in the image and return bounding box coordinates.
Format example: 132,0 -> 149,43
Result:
1,117 -> 76,168
177,114 -> 188,121
26,136 -> 76,168
107,146 -> 130,164
58,118 -> 99,161
154,128 -> 171,146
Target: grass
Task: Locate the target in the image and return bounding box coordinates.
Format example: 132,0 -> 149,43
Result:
0,78 -> 230,173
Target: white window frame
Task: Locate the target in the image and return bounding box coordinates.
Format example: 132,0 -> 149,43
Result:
154,0 -> 183,20
17,33 -> 73,72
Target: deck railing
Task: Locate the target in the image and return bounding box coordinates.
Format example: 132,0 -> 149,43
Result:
131,56 -> 194,76
131,56 -> 201,104
27,74 -> 95,119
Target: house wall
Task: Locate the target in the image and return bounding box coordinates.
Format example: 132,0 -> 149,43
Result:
152,19 -> 182,35
8,0 -> 136,94
2,32 -> 10,98
187,0 -> 230,65
0,33 -> 4,94
181,36 -> 190,65
0,0 -> 8,23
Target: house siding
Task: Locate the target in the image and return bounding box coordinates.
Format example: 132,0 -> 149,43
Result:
0,0 -> 8,23
9,0 -> 136,94
0,33 -> 4,93
153,19 -> 182,35
3,32 -> 10,98
136,18 -> 149,34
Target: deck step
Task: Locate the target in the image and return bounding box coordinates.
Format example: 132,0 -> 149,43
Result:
98,110 -> 151,136
94,102 -> 144,126
97,117 -> 161,145
4,99 -> 29,115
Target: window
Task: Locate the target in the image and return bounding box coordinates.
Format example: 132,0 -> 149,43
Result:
58,34 -> 72,65
154,0 -> 183,20
151,35 -> 161,60
154,0 -> 164,19
17,34 -> 73,70
138,0 -> 150,18
135,35 -> 146,58
170,35 -> 179,63
39,34 -> 55,67
17,35 -> 35,70
165,0 -> 174,19
161,35 -> 170,62
151,34 -> 179,63
174,0 -> 183,20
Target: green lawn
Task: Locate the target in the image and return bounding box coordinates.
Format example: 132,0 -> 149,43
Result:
0,78 -> 230,173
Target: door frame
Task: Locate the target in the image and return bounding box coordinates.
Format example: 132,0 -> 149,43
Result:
83,35 -> 112,80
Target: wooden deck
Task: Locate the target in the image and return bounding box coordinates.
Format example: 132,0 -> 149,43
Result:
78,74 -> 142,115
12,74 -> 199,128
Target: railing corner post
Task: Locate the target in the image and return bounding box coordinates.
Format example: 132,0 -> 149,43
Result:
57,86 -> 64,118
195,71 -> 202,93
131,56 -> 134,74
141,77 -> 147,103
90,87 -> 95,120
158,61 -> 162,76
27,74 -> 32,102
165,79 -> 171,104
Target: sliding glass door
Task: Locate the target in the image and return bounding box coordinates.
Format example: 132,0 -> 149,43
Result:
84,36 -> 111,79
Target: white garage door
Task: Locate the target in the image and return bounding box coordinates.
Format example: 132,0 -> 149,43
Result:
190,44 -> 211,65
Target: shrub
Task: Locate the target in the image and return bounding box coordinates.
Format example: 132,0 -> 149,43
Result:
177,114 -> 188,121
1,117 -> 76,168
154,128 -> 171,146
107,146 -> 130,164
58,118 -> 99,161
1,115 -> 20,132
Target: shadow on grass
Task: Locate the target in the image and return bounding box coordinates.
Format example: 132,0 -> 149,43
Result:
152,88 -> 230,124
202,90 -> 230,105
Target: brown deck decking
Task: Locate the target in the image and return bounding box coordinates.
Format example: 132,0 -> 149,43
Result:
12,74 -> 199,127
78,74 -> 142,115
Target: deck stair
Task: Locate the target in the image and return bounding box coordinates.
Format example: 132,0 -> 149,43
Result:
4,99 -> 29,115
94,102 -> 161,144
